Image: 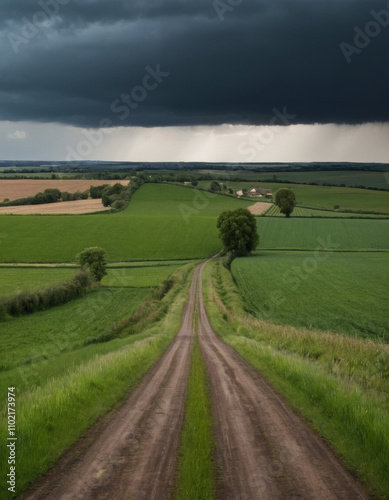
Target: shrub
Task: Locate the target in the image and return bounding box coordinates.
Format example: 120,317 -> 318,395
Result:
71,191 -> 83,201
61,191 -> 71,202
111,199 -> 126,210
76,247 -> 108,282
43,188 -> 61,202
90,185 -> 109,199
274,188 -> 296,217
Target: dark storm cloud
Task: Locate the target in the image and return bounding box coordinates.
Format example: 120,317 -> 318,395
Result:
0,0 -> 388,128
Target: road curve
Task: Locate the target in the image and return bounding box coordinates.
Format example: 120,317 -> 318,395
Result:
20,265 -> 201,500
197,261 -> 368,500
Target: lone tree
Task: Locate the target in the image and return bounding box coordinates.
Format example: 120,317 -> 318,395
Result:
210,181 -> 221,192
217,208 -> 259,257
77,247 -> 108,283
274,188 -> 296,217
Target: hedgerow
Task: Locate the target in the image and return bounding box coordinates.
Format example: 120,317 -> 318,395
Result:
0,267 -> 93,320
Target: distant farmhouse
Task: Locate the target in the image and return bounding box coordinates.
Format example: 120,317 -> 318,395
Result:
236,186 -> 273,198
248,187 -> 273,198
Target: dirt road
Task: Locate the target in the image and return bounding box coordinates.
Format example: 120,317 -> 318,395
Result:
20,262 -> 368,499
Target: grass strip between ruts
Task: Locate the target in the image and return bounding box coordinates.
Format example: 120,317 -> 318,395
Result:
174,306 -> 215,500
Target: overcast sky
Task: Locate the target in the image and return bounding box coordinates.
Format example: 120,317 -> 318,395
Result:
1,0 -> 388,162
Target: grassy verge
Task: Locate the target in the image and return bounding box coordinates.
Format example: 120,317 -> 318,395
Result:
202,260 -> 389,499
0,264 -> 195,499
174,318 -> 215,500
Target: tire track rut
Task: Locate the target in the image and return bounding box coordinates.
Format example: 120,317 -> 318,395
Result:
197,261 -> 368,500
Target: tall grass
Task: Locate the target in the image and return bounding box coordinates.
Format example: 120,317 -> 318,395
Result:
174,326 -> 215,500
202,260 -> 389,498
0,264 -> 195,499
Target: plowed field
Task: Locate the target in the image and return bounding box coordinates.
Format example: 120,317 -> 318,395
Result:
0,179 -> 129,201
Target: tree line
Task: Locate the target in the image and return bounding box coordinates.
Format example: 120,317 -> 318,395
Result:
0,188 -> 89,207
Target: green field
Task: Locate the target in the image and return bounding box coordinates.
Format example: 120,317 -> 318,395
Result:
0,287 -> 148,373
257,218 -> 389,250
0,268 -> 76,297
231,251 -> 389,341
250,171 -> 388,189
197,169 -> 389,189
0,184 -> 251,262
0,262 -> 189,296
102,264 -> 183,287
202,181 -> 389,213
263,204 -> 389,218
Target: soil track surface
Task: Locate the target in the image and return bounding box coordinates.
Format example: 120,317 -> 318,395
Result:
20,262 -> 368,500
